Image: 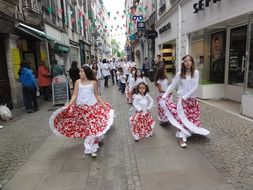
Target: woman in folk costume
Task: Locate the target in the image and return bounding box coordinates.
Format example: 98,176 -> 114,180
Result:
130,82 -> 155,141
161,55 -> 209,148
49,65 -> 114,157
155,67 -> 172,124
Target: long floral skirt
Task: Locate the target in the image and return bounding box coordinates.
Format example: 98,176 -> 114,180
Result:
130,111 -> 155,140
49,102 -> 114,154
160,98 -> 209,140
157,94 -> 173,122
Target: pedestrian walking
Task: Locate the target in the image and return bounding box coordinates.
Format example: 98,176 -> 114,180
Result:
129,82 -> 155,141
69,61 -> 80,87
101,59 -> 110,88
38,60 -> 52,101
49,65 -> 114,158
161,55 -> 209,148
155,67 -> 172,124
142,57 -> 150,77
125,67 -> 136,104
18,61 -> 38,113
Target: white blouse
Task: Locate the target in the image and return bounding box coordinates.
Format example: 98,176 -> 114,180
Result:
132,93 -> 153,113
157,78 -> 169,95
163,70 -> 199,99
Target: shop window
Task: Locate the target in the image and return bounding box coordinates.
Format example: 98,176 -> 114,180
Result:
248,23 -> 253,89
210,31 -> 226,83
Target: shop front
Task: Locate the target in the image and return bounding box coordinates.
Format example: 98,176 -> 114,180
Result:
182,0 -> 253,117
156,0 -> 253,118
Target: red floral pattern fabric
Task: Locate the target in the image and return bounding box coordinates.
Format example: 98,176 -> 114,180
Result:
130,111 -> 155,139
157,94 -> 172,122
165,98 -> 202,128
52,102 -> 111,138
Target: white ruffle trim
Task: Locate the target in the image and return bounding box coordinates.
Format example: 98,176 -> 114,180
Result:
49,107 -> 114,154
160,100 -> 191,137
177,99 -> 209,136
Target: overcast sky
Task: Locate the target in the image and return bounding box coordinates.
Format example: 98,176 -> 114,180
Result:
103,0 -> 127,49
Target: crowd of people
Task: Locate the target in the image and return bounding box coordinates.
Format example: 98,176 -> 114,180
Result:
18,55 -> 209,158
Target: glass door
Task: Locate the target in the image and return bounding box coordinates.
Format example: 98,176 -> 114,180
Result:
228,25 -> 247,86
245,15 -> 253,92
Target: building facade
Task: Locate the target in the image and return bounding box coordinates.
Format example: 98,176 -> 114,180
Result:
0,0 -> 112,109
155,0 -> 253,117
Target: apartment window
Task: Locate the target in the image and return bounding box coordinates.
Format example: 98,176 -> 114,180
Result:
70,5 -> 77,32
159,0 -> 166,15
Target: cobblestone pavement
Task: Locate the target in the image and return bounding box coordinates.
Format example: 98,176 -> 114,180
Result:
194,103 -> 253,190
0,81 -> 253,190
0,101 -> 54,185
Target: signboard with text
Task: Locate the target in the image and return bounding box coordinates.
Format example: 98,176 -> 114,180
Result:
52,75 -> 69,105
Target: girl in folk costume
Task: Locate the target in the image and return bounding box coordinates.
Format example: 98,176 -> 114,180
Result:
130,82 -> 155,141
161,55 -> 209,148
129,69 -> 146,96
125,67 -> 136,104
155,67 -> 172,124
49,65 -> 114,157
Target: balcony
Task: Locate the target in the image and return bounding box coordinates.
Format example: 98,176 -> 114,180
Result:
22,0 -> 41,14
159,3 -> 166,15
22,0 -> 42,25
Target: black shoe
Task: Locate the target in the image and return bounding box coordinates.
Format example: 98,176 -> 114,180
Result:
27,109 -> 33,113
33,108 -> 39,112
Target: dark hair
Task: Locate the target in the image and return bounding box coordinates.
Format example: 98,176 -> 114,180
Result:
18,61 -> 31,75
180,55 -> 195,78
155,67 -> 167,84
81,65 -> 97,81
71,61 -> 78,68
52,59 -> 58,65
157,54 -> 161,58
102,59 -> 107,63
134,69 -> 143,81
91,63 -> 98,71
136,82 -> 149,95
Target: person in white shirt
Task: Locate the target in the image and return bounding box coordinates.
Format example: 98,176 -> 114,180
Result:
118,68 -> 127,94
129,82 -> 155,141
129,69 -> 146,94
101,59 -> 111,88
110,58 -> 116,85
161,55 -> 209,148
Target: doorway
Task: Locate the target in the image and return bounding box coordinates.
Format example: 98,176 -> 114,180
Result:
226,25 -> 247,102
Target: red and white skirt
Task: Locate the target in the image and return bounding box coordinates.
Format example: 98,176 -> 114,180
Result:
160,98 -> 209,140
157,94 -> 173,122
125,85 -> 133,103
130,111 -> 155,140
49,102 -> 114,154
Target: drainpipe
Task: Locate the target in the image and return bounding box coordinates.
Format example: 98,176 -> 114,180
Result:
178,3 -> 182,73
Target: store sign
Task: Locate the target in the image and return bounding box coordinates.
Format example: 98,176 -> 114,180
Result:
137,21 -> 145,31
193,0 -> 221,13
159,22 -> 171,34
145,30 -> 158,39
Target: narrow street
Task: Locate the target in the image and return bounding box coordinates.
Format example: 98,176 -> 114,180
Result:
1,82 -> 253,190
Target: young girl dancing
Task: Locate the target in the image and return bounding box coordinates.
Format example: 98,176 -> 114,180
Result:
49,65 -> 114,157
130,82 -> 155,141
161,55 -> 209,148
155,67 -> 172,124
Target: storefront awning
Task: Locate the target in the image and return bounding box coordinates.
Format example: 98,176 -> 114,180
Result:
54,43 -> 70,53
16,23 -> 70,53
15,23 -> 55,41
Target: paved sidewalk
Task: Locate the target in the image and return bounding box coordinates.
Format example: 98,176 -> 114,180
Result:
2,82 -> 253,190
